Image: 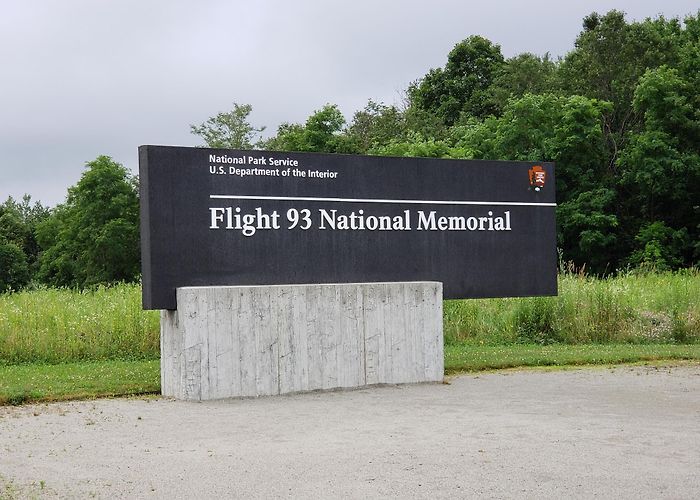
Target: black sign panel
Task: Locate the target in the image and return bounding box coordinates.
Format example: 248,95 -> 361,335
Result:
139,145 -> 557,310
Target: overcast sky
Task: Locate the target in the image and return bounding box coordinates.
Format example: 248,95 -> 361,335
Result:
1,0 -> 697,207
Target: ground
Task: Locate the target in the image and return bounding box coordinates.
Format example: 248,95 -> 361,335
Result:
1,364 -> 699,499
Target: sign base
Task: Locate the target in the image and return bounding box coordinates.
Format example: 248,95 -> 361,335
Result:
161,282 -> 444,400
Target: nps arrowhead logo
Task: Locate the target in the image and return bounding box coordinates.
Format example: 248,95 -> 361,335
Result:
528,165 -> 546,192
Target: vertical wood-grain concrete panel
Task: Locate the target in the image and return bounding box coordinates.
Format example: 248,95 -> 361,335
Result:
161,282 -> 443,400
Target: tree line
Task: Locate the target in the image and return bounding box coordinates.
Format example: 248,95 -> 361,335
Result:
0,156 -> 139,291
1,10 -> 698,292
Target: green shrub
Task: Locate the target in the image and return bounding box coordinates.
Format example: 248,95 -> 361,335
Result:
0,242 -> 30,292
444,270 -> 699,346
514,297 -> 561,344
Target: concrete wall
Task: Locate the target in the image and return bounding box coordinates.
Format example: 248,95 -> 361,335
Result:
161,282 -> 444,400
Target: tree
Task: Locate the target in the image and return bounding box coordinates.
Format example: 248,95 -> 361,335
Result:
616,65 -> 700,267
451,93 -> 617,272
628,221 -> 688,271
452,93 -> 610,194
190,102 -> 265,149
0,195 -> 49,285
556,189 -> 619,273
0,242 -> 29,292
408,36 -> 505,126
631,66 -> 699,148
264,104 -> 353,153
177,10 -> 700,272
346,100 -> 407,153
36,156 -> 140,287
558,11 -> 685,167
370,131 -> 459,159
487,53 -> 558,113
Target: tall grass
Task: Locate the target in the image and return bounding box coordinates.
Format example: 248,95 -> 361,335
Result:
444,269 -> 700,345
1,271 -> 698,366
0,284 -> 159,364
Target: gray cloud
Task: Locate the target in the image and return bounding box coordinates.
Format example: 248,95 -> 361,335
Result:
1,0 -> 697,206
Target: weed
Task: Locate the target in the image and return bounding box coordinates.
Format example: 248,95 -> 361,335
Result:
444,270 -> 699,346
6,392 -> 28,406
0,284 -> 159,364
514,297 -> 560,344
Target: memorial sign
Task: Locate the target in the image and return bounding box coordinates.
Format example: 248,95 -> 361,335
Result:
139,145 -> 557,310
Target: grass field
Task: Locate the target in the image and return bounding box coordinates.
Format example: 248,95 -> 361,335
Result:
0,271 -> 698,404
444,343 -> 700,374
444,270 -> 700,345
1,346 -> 698,404
0,359 -> 160,405
0,284 -> 159,364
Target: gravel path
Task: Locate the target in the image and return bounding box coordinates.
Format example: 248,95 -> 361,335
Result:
1,364 -> 699,499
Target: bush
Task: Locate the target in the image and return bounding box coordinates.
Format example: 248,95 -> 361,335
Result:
444,270 -> 699,346
0,242 -> 30,292
514,297 -> 561,344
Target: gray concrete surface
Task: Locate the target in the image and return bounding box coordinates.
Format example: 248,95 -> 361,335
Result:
162,282 -> 443,400
1,364 -> 699,499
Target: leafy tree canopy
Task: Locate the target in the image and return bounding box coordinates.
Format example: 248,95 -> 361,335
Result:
0,242 -> 29,292
264,104 -> 354,153
408,36 -> 505,125
36,156 -> 140,288
0,195 -> 49,283
191,102 -> 265,149
184,10 -> 700,275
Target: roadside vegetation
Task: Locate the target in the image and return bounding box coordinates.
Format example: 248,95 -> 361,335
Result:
2,10 -> 699,296
444,344 -> 700,374
444,270 -> 700,346
0,359 -> 159,406
1,9 -> 700,403
0,272 -> 698,404
0,284 -> 158,364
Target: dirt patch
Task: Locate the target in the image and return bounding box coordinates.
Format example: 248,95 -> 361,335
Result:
1,364 -> 699,499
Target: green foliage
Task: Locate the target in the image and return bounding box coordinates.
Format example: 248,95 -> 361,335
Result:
1,273 -> 695,372
444,344 -> 700,373
0,195 -> 49,286
438,12 -> 699,272
453,93 -> 611,190
36,156 -> 140,288
0,210 -> 26,248
619,132 -> 694,219
0,283 -> 159,364
408,35 -> 505,125
190,102 -> 265,149
265,104 -> 354,153
514,297 -> 561,344
448,93 -> 618,272
370,132 -> 460,159
346,100 -> 407,153
615,62 -> 700,267
402,99 -> 449,141
190,10 -> 699,274
633,66 -> 697,140
487,52 -> 558,112
559,10 -> 682,128
557,189 -> 619,272
455,93 -> 563,161
444,271 -> 700,346
629,222 -> 688,271
0,360 -> 160,405
0,243 -> 29,292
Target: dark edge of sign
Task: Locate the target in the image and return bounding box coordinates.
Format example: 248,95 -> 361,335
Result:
138,145 -> 154,310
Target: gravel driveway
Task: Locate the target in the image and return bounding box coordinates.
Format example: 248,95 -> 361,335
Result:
1,364 -> 699,499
